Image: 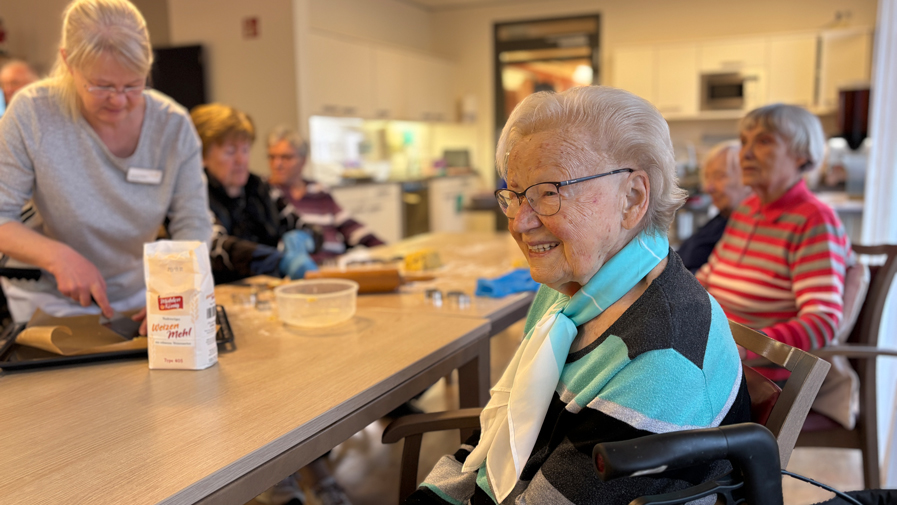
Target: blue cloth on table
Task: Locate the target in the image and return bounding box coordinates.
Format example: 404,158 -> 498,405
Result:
475,268 -> 539,298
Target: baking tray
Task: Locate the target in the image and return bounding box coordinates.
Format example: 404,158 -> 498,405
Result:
0,305 -> 236,371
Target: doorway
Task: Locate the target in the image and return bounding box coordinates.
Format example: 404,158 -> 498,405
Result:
493,14 -> 602,137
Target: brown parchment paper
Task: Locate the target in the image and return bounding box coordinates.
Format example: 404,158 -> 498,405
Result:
16,309 -> 148,356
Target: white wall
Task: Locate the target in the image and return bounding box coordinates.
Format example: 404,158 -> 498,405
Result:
308,0 -> 433,51
168,0 -> 299,175
430,0 -> 877,185
2,0 -> 171,75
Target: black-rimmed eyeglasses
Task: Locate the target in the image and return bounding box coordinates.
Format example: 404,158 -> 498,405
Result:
494,168 -> 634,218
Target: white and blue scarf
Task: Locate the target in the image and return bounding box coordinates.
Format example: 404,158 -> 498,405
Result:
462,231 -> 670,503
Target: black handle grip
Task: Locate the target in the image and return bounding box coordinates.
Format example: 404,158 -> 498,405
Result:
0,268 -> 41,280
594,423 -> 782,505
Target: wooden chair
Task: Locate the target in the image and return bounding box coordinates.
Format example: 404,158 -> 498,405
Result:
797,244 -> 897,490
382,321 -> 830,503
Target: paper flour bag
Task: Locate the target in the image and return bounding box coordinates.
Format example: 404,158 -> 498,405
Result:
144,240 -> 218,370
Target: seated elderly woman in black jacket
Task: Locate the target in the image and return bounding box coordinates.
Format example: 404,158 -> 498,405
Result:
407,86 -> 751,505
189,103 -> 317,285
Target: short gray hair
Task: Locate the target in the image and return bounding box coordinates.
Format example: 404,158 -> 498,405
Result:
267,125 -> 309,158
50,0 -> 153,119
496,85 -> 687,236
703,139 -> 741,175
739,104 -> 826,172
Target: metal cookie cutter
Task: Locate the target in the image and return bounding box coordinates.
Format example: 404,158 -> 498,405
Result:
425,288 -> 443,307
447,291 -> 471,309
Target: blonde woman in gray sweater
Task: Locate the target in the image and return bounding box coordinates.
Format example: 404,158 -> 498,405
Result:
0,0 -> 211,330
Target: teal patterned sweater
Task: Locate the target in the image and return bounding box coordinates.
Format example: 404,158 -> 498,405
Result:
408,252 -> 751,505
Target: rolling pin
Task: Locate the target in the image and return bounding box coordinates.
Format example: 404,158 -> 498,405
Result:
303,268 -> 435,293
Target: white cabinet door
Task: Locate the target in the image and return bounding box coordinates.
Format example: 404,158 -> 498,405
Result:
373,47 -> 406,120
766,34 -> 817,108
818,28 -> 872,112
429,176 -> 477,233
405,53 -> 455,122
699,38 -> 767,73
307,33 -> 374,118
331,183 -> 403,244
612,46 -> 656,104
655,43 -> 698,116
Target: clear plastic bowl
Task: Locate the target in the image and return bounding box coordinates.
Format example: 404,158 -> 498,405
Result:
274,279 -> 359,328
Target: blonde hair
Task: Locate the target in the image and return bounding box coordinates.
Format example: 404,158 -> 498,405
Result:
496,86 -> 687,236
190,103 -> 256,156
50,0 -> 153,119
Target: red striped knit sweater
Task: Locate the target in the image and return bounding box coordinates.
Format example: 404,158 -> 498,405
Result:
696,180 -> 851,380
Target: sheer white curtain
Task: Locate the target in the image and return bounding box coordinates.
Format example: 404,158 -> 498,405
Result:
863,0 -> 897,487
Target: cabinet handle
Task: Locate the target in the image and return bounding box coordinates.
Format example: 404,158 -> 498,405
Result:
322,104 -> 338,114
376,109 -> 391,118
342,106 -> 357,115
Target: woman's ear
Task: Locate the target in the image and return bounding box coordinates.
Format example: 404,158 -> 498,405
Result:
60,49 -> 73,75
621,170 -> 649,230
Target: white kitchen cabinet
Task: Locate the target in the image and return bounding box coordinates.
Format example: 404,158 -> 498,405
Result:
306,32 -> 456,122
818,28 -> 873,112
429,175 -> 478,233
655,43 -> 698,116
612,46 -> 656,103
406,53 -> 455,122
307,34 -> 374,117
699,38 -> 767,73
331,183 -> 403,244
766,34 -> 817,108
373,47 -> 406,120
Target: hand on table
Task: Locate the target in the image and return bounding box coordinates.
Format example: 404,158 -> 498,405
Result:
47,246 -> 114,319
132,307 -> 148,336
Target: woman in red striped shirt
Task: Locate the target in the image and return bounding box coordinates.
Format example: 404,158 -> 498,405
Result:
697,104 -> 852,381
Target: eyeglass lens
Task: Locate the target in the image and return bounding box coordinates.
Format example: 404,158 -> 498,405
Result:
496,183 -> 561,217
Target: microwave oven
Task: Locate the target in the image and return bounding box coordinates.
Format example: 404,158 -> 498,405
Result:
701,73 -> 753,111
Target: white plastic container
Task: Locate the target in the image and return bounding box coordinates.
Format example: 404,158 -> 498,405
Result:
274,279 -> 359,328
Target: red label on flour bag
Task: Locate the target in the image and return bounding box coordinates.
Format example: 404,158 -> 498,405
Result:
158,296 -> 184,310
144,241 -> 218,370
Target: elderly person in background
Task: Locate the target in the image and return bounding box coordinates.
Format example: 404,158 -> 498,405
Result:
677,140 -> 752,273
0,0 -> 211,330
190,104 -> 317,285
267,126 -> 384,264
697,104 -> 852,382
408,86 -> 750,505
1,59 -> 39,106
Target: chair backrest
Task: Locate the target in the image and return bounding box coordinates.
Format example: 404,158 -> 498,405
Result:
729,321 -> 830,468
837,262 -> 870,343
847,244 -> 897,348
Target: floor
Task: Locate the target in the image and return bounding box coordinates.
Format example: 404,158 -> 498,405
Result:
251,320 -> 866,505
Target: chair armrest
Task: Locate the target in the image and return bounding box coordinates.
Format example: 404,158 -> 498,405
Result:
382,408 -> 483,444
811,345 -> 897,360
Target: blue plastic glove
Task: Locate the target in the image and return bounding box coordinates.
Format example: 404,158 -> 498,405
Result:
475,268 -> 540,298
279,230 -> 319,280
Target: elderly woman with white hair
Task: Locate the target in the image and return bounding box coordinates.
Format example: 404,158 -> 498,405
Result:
697,104 -> 852,382
677,140 -> 752,273
0,0 -> 211,329
407,86 -> 750,505
266,125 -> 384,264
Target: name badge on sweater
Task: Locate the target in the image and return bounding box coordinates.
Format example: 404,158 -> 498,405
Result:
126,167 -> 162,185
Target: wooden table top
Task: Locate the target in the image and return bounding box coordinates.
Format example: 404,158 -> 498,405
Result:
353,232 -> 535,326
0,297 -> 490,504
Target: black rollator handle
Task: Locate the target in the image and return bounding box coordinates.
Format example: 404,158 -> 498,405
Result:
594,423 -> 782,505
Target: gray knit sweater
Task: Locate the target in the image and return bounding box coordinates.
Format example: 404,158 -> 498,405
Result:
0,81 -> 212,308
